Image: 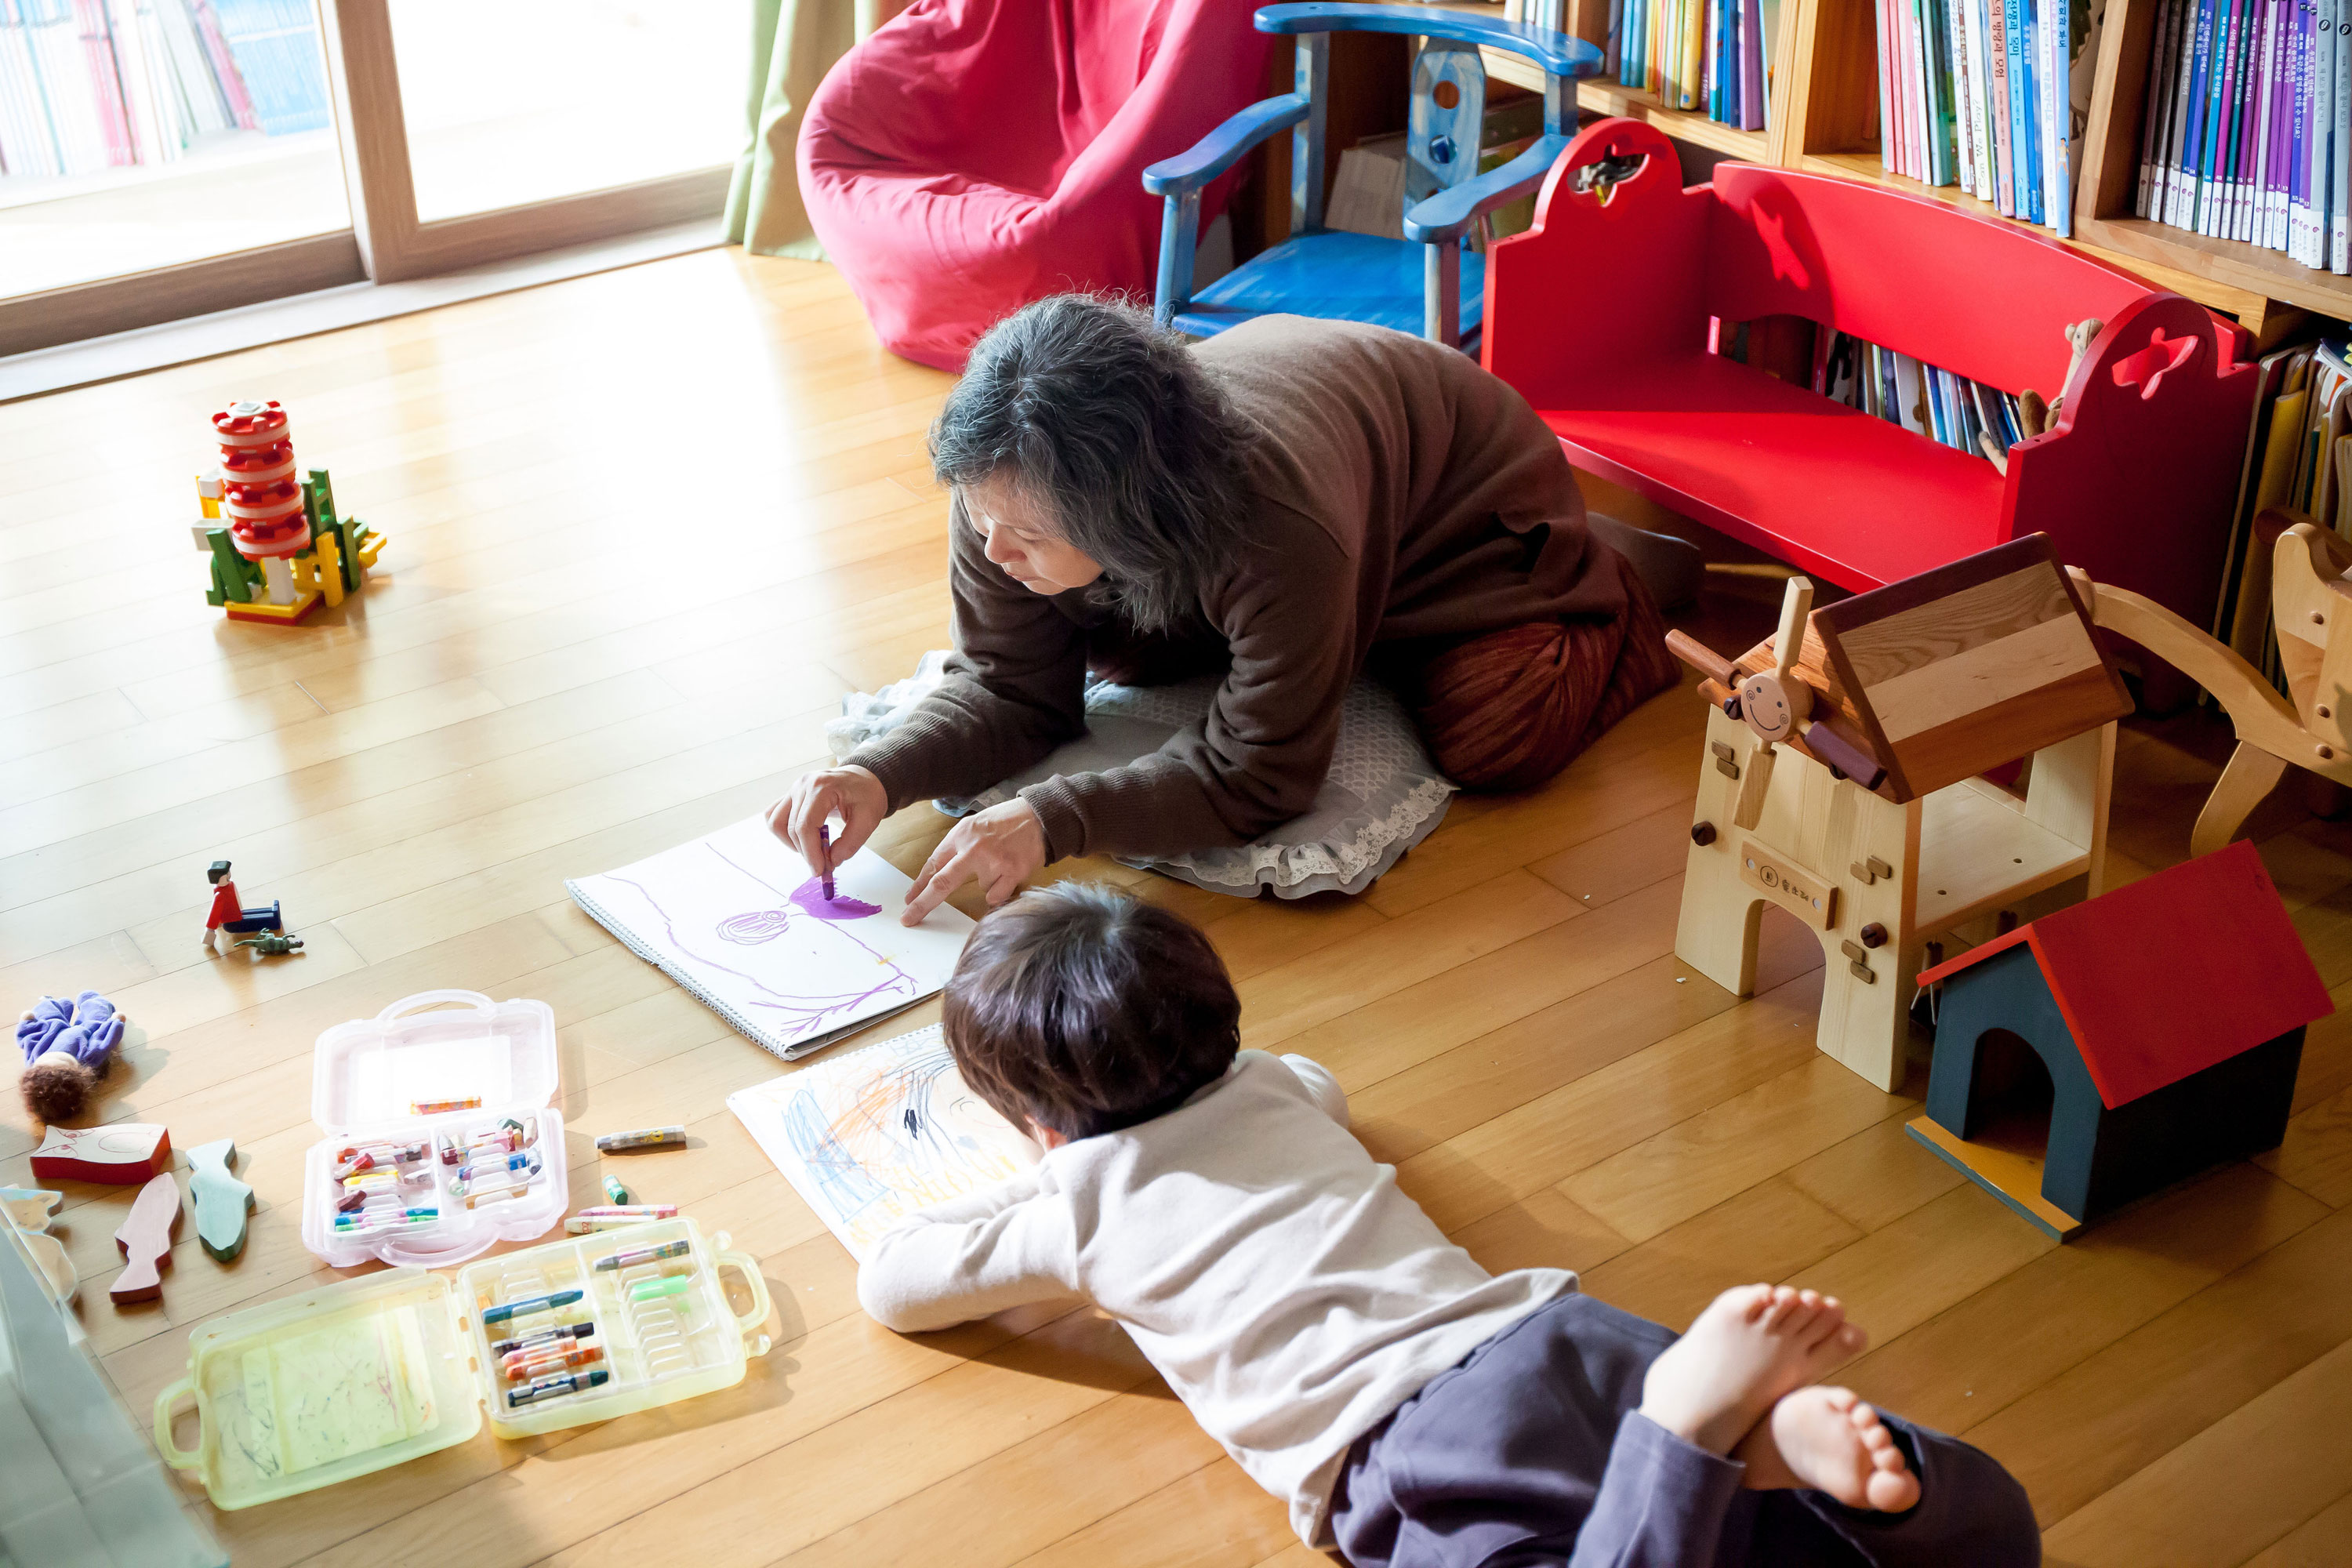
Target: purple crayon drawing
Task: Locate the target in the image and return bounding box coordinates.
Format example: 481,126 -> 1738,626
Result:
789,878 -> 883,922
568,816 -> 975,1058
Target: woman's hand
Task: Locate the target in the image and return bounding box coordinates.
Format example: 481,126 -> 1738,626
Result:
902,798 -> 1047,925
766,765 -> 890,883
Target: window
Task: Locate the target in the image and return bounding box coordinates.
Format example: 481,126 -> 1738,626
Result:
0,0 -> 746,354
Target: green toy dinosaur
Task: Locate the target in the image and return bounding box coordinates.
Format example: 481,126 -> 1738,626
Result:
232,932 -> 304,956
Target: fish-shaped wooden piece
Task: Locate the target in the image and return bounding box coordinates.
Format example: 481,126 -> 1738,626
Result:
111,1172 -> 181,1304
188,1138 -> 254,1261
31,1122 -> 172,1184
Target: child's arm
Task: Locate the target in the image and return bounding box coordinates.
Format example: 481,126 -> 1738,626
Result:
1277,1053 -> 1350,1127
857,1171 -> 1082,1333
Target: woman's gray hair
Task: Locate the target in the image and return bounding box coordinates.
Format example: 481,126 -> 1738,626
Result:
930,295 -> 1259,634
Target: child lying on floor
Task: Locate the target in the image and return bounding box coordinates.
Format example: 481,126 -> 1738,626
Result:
858,884 -> 2042,1566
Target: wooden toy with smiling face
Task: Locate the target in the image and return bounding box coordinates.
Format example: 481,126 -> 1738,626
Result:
1664,535 -> 2136,1094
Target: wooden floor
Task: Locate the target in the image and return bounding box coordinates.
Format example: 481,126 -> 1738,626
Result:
5,249 -> 2352,1568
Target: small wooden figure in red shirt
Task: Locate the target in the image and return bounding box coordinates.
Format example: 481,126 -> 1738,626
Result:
201,859 -> 285,954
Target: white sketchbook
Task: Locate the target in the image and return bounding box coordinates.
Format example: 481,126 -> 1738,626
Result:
567,815 -> 976,1062
727,1024 -> 1038,1261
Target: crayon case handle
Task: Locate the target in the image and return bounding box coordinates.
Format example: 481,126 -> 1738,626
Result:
153,1377 -> 205,1469
373,989 -> 495,1022
714,1250 -> 774,1354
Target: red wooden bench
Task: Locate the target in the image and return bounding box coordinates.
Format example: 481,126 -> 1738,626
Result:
1483,118 -> 2257,648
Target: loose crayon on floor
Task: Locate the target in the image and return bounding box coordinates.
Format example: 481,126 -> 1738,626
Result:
602,1174 -> 628,1204
481,1287 -> 583,1326
506,1367 -> 608,1408
593,1238 -> 691,1272
410,1095 -> 482,1115
595,1126 -> 685,1153
573,1204 -> 677,1219
489,1320 -> 592,1358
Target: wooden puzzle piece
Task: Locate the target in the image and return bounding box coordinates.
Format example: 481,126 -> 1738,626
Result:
0,1185 -> 63,1231
16,1229 -> 79,1306
0,1186 -> 75,1305
111,1172 -> 182,1304
188,1138 -> 255,1261
30,1122 -> 172,1184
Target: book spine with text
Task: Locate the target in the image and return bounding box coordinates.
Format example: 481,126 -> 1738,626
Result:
2256,0 -> 2281,246
2176,0 -> 2214,228
2138,0 -> 2178,216
1965,0 -> 1998,198
2324,0 -> 2343,267
2314,0 -> 2337,266
2292,0 -> 2314,258
1991,0 -> 2017,209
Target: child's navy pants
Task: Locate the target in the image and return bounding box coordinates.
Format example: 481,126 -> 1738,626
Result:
1330,1291 -> 2041,1568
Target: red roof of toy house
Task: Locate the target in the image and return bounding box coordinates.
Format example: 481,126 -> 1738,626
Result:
1914,840 -> 2332,1109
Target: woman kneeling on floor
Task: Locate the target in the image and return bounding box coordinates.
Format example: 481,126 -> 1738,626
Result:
772,296 -> 1685,920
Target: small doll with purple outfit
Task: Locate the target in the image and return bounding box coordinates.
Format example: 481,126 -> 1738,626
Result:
16,989 -> 127,1124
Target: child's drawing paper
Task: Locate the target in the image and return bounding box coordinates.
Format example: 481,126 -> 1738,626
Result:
728,1024 -> 1037,1261
567,816 -> 975,1062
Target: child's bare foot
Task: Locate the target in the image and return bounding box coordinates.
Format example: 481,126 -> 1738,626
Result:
1637,1284 -> 1869,1454
1737,1386 -> 1922,1512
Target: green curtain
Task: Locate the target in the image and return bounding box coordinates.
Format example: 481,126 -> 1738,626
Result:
725,0 -> 909,259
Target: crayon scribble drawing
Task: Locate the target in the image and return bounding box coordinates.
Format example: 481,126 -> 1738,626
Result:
728,1024 -> 1036,1260
568,816 -> 975,1058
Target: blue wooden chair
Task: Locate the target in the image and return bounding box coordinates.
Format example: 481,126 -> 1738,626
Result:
1142,2 -> 1602,350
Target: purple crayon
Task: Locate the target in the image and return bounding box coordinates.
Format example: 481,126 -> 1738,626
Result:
818,822 -> 835,902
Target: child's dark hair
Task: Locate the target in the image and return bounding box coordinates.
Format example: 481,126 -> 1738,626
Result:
942,883 -> 1240,1142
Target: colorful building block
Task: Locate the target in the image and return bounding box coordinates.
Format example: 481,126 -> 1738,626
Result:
192,405 -> 386,624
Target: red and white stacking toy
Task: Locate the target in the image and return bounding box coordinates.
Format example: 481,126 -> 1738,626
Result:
212,400 -> 314,612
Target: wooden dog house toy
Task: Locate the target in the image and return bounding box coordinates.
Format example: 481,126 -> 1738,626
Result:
1666,534 -> 2136,1093
1907,840 -> 2328,1239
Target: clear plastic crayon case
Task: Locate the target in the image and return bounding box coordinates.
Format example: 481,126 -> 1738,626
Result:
154,1221 -> 772,1508
298,990 -> 569,1269
452,1216 -> 771,1439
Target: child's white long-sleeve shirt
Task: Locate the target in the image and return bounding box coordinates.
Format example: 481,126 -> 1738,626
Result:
857,1050 -> 1577,1546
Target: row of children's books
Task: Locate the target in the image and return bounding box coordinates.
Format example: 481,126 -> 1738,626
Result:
1605,0 -> 1777,132
1718,319 -> 2019,466
2215,339 -> 2352,677
0,0 -> 326,184
2133,0 -> 2352,275
1818,329 -> 2023,464
1875,0 -> 2100,236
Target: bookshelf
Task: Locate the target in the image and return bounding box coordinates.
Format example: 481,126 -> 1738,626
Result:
1568,76 -> 1772,163
1448,0 -> 2332,346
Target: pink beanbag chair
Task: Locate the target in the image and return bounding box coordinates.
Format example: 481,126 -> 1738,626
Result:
798,0 -> 1278,369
